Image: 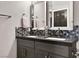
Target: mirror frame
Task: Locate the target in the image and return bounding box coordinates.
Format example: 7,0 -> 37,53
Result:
48,1 -> 73,30
31,1 -> 47,30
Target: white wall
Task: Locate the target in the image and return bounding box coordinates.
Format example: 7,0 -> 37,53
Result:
74,1 -> 79,50
74,1 -> 79,26
49,1 -> 71,10
0,1 -> 31,57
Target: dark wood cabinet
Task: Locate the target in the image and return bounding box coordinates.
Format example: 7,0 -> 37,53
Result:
17,38 -> 35,58
17,44 -> 24,58
16,37 -> 78,58
35,41 -> 69,58
35,49 -> 48,58
17,45 -> 34,58
48,53 -> 64,58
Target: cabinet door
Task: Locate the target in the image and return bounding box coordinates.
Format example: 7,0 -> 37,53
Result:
17,39 -> 35,58
17,45 -> 24,58
35,41 -> 69,57
24,46 -> 35,58
17,45 -> 34,58
35,49 -> 48,58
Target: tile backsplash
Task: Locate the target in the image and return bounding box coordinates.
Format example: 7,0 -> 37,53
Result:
16,25 -> 79,39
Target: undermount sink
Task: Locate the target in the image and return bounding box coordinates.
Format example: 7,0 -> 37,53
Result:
26,36 -> 37,38
45,37 -> 66,41
26,36 -> 66,41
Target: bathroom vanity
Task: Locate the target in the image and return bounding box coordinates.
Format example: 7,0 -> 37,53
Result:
16,1 -> 78,58
16,36 -> 78,58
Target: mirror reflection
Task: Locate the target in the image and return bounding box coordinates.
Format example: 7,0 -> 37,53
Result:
30,1 -> 46,30
48,1 -> 73,30
54,9 -> 67,27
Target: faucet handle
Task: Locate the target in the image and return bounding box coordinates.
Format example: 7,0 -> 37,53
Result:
58,27 -> 60,31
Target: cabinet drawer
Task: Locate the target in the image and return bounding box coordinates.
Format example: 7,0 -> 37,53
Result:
35,41 -> 69,57
17,39 -> 34,48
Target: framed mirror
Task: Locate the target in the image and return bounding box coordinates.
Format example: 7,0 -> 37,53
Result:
48,1 -> 73,30
31,1 -> 47,30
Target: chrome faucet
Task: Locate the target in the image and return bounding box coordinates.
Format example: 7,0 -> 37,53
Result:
56,28 -> 61,37
35,28 -> 39,36
44,26 -> 48,38
26,27 -> 31,36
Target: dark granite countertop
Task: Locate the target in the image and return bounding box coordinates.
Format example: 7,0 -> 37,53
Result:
16,35 -> 78,45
